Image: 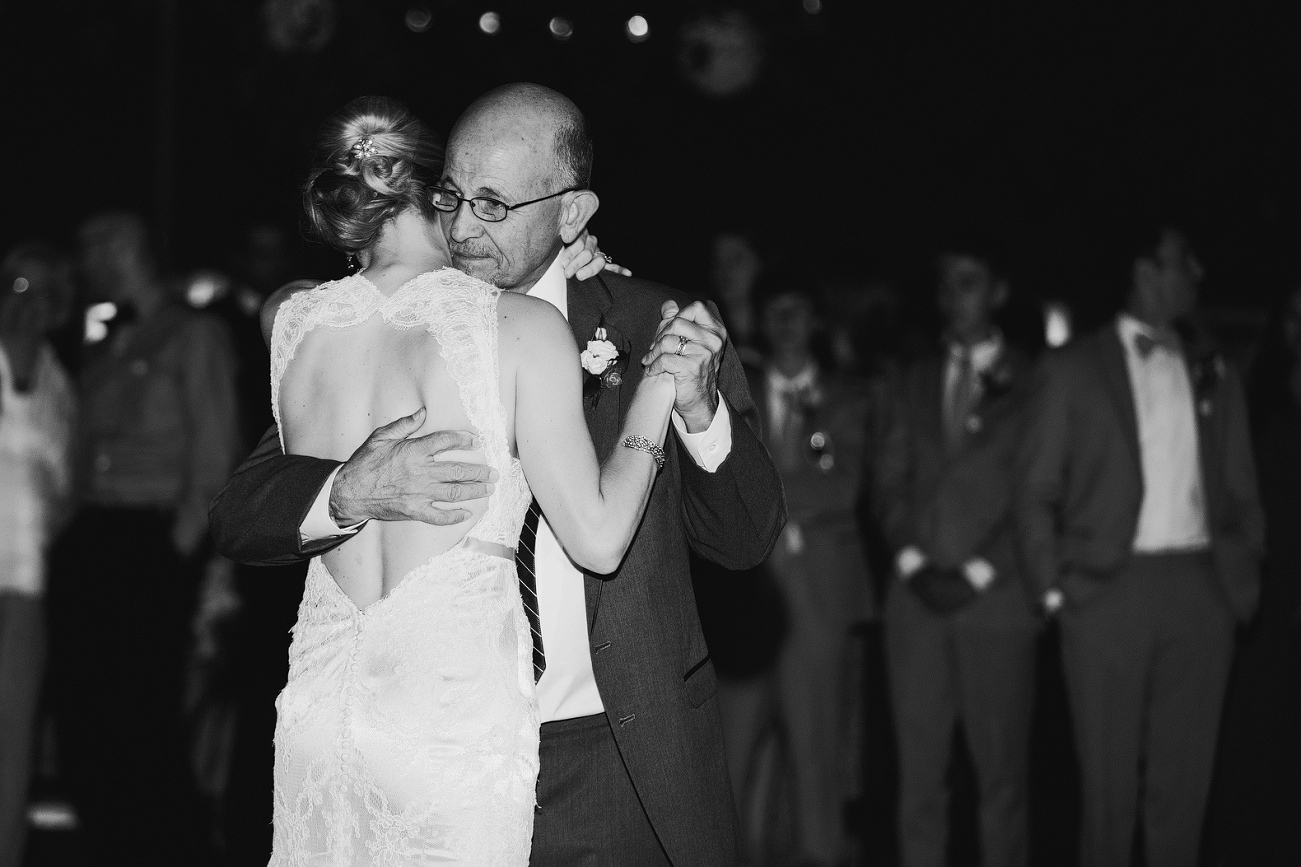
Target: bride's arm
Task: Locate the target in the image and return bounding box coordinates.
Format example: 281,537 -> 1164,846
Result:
511,300 -> 674,574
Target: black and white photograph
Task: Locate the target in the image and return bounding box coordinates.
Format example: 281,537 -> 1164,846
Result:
2,3 -> 1299,866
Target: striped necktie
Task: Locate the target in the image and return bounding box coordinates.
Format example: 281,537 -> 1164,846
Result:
516,499 -> 545,682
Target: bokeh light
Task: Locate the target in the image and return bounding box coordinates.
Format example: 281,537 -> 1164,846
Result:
549,16 -> 573,41
479,11 -> 501,35
405,6 -> 432,33
803,0 -> 823,13
625,15 -> 650,43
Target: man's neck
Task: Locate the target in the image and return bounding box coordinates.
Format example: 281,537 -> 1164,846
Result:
771,351 -> 812,380
1124,295 -> 1175,332
510,249 -> 563,295
949,322 -> 997,349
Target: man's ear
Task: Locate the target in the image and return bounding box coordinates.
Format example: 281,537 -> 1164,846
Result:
558,190 -> 600,244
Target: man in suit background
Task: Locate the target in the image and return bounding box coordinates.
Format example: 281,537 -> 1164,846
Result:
1014,224 -> 1263,867
874,244 -> 1040,867
209,83 -> 786,867
709,274 -> 874,866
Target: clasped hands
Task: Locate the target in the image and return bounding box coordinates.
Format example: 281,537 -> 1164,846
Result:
328,297 -> 726,529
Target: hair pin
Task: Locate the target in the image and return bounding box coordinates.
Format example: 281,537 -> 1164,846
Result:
351,135 -> 379,160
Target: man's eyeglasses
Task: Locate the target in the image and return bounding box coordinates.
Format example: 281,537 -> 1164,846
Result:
428,186 -> 577,223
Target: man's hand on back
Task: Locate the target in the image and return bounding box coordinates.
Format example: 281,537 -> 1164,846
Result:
642,300 -> 727,433
329,407 -> 497,527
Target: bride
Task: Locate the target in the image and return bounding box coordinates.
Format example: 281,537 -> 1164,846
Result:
264,96 -> 674,865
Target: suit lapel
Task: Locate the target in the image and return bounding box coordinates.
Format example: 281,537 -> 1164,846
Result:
567,275 -> 618,630
918,356 -> 948,460
1093,328 -> 1143,474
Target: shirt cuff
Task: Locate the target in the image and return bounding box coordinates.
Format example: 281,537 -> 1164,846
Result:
671,395 -> 732,473
299,465 -> 365,545
963,557 -> 996,590
896,546 -> 927,580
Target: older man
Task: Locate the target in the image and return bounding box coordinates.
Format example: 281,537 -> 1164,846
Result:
211,84 -> 785,866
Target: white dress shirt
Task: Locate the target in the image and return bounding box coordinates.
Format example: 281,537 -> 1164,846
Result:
300,255 -> 734,721
0,344 -> 75,597
1116,315 -> 1210,552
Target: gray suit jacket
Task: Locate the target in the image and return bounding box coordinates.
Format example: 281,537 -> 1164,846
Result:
875,346 -> 1040,627
1013,325 -> 1263,621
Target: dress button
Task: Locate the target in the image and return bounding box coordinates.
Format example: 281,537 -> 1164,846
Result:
707,443 -> 718,453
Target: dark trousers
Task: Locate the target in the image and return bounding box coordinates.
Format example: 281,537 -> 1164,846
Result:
530,712 -> 671,867
885,587 -> 1037,867
1060,551 -> 1234,867
0,593 -> 45,867
46,507 -> 203,866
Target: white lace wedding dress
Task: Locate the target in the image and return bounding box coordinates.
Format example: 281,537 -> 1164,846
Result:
266,270 -> 537,866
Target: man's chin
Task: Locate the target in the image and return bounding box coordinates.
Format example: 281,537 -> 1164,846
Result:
451,255 -> 501,285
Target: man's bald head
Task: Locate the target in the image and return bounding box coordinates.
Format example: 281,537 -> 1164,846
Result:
451,82 -> 592,189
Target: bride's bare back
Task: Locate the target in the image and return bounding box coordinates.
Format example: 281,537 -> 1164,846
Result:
274,270 -> 511,607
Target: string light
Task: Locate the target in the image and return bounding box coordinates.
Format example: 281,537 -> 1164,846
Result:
625,15 -> 649,43
405,6 -> 431,32
549,16 -> 573,41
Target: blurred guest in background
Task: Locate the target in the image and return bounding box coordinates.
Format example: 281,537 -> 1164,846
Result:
1015,224 -> 1262,867
874,244 -> 1039,867
1213,284 -> 1301,865
709,230 -> 765,367
0,241 -> 76,867
717,272 -> 874,866
46,211 -> 242,865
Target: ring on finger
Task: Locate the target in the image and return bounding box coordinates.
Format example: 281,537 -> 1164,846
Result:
674,334 -> 690,355
602,252 -> 613,263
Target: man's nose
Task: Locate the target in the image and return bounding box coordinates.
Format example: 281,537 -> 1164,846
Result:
445,205 -> 481,242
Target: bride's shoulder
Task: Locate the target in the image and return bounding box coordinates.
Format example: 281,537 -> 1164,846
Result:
496,289 -> 566,335
260,278 -> 327,347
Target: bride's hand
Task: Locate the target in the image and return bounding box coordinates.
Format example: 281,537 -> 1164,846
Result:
560,231 -> 632,280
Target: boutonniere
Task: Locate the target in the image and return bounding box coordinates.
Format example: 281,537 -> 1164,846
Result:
1190,352 -> 1226,417
580,322 -> 628,406
979,357 -> 1016,400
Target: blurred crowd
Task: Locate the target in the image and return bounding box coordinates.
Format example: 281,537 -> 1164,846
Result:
1,212 -> 1298,867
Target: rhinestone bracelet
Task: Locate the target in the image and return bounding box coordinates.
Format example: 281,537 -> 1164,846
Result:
621,435 -> 666,469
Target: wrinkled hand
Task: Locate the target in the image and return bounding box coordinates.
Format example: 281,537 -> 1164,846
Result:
559,231 -> 632,280
641,300 -> 726,432
330,407 -> 497,527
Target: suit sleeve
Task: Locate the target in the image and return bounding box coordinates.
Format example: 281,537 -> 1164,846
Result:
1220,367 -> 1265,554
1012,352 -> 1072,599
678,328 -> 786,570
208,423 -> 346,566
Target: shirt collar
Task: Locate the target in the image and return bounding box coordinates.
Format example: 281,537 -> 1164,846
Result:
527,254 -> 568,321
948,328 -> 1004,374
768,361 -> 818,394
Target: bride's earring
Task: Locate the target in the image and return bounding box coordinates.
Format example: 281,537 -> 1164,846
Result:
347,253 -> 359,273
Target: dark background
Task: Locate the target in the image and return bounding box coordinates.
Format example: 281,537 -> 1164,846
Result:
3,1 -> 1300,327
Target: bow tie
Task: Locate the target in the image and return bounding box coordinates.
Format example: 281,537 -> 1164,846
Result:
1133,328 -> 1181,359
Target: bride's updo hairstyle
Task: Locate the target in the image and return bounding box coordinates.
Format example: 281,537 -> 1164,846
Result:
303,96 -> 444,254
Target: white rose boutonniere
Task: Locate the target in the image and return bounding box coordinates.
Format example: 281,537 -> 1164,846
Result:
581,327 -> 620,375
